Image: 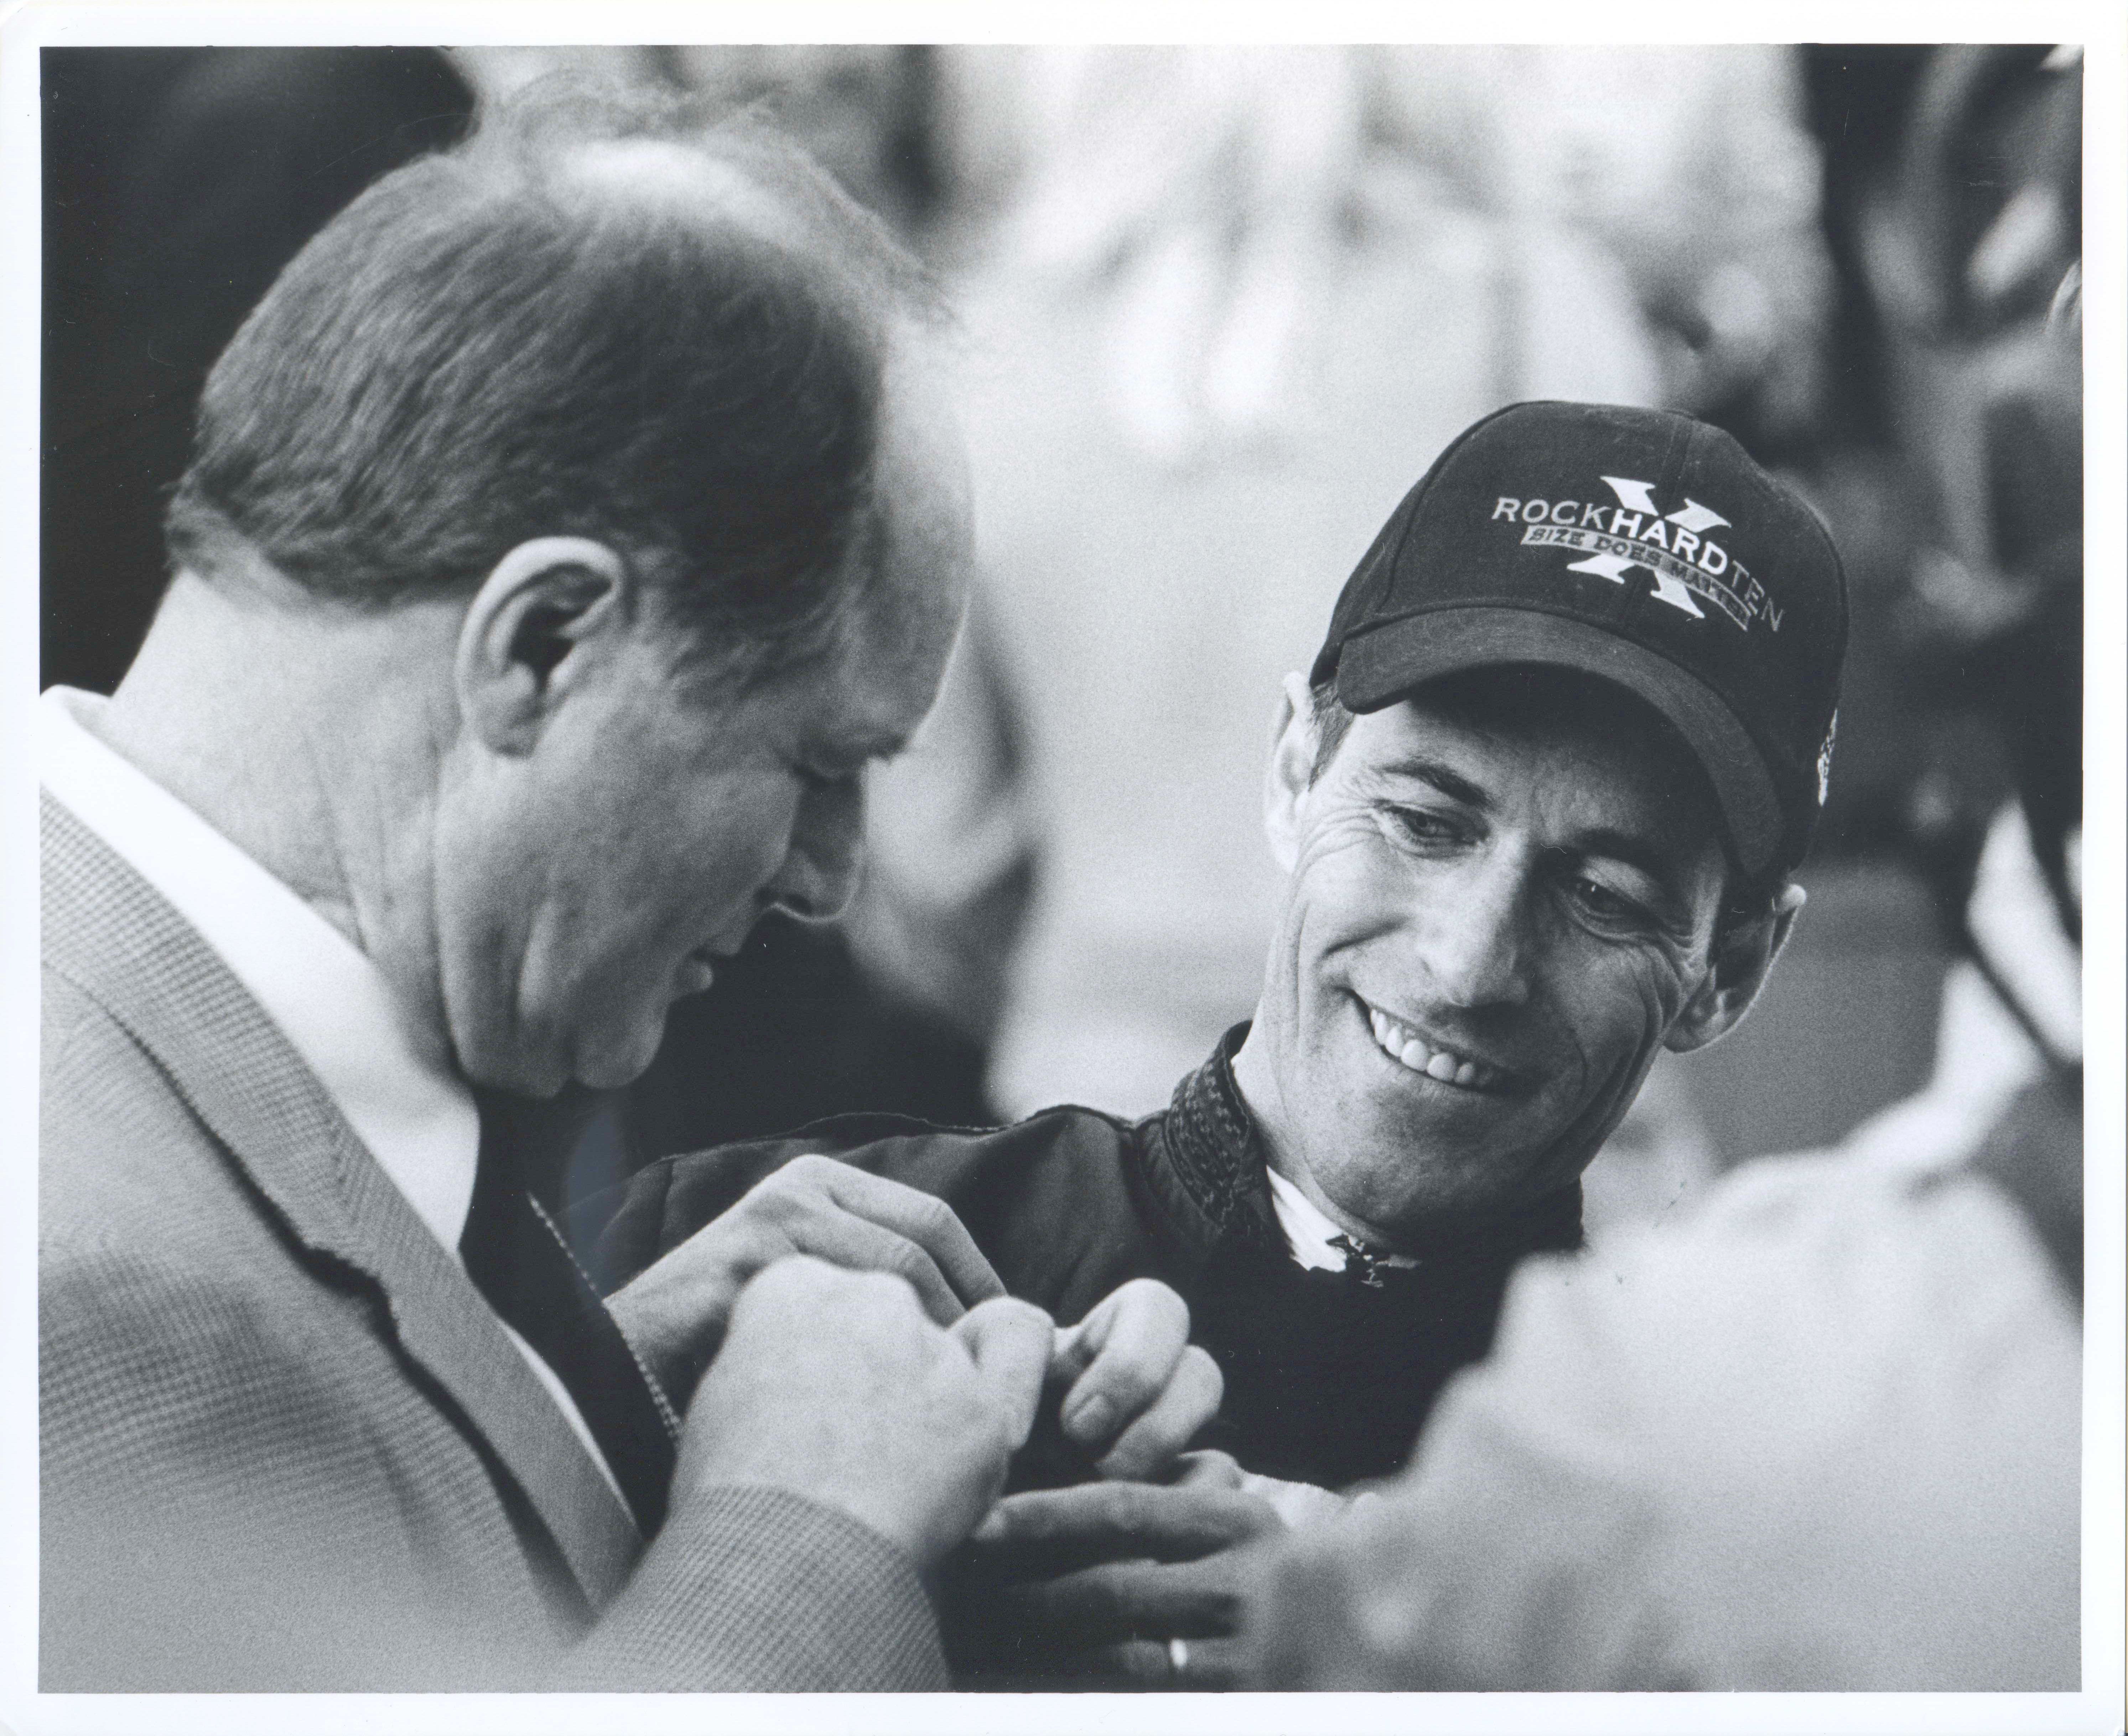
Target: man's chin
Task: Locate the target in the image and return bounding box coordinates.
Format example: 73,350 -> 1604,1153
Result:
452,1022 -> 561,1098
1320,1094 -> 1564,1222
456,1012 -> 658,1100
571,1024 -> 668,1093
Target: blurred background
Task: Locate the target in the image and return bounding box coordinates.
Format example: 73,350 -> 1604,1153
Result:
41,43 -> 2083,1235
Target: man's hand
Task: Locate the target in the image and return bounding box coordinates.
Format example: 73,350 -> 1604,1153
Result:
947,1456 -> 1285,1687
1045,1279 -> 1223,1480
606,1156 -> 1007,1405
674,1255 -> 1053,1573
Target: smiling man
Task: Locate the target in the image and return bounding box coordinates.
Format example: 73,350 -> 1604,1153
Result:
597,400 -> 1847,1504
1235,660 -> 1751,1244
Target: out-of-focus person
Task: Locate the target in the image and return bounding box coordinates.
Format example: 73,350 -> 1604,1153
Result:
1864,43 -> 2084,1138
1369,44 -> 1833,445
41,46 -> 477,697
1249,1067 -> 2079,1690
587,398 -> 1849,1682
40,84 -> 1215,1690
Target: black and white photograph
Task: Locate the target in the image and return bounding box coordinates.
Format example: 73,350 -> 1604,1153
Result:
2,7 -> 2121,1733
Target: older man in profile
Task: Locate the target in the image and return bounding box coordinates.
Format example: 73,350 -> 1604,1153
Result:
39,91 -> 1214,1692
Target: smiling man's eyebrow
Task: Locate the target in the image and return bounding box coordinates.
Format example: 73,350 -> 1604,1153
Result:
1362,754 -> 1493,810
1568,825 -> 1687,885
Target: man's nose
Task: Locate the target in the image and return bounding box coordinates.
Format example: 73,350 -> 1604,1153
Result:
764,776 -> 867,924
1414,853 -> 1533,1009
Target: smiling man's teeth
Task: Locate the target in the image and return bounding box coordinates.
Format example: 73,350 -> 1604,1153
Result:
1367,1006 -> 1499,1090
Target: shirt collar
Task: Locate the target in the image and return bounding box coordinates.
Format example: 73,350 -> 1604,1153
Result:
1264,1166 -> 1417,1274
38,687 -> 479,1257
1260,1166 -> 1413,1276
1154,1021 -> 1585,1272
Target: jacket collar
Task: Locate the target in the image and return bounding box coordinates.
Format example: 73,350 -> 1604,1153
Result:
41,795 -> 640,1609
39,686 -> 485,1257
1142,1025 -> 1284,1258
1144,1021 -> 1584,1271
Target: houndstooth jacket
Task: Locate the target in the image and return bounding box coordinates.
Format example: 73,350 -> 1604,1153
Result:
38,794 -> 947,1691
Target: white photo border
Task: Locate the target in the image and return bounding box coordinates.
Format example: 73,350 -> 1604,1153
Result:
1,4 -> 2119,1732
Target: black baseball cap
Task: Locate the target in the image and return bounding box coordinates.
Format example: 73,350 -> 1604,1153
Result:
1311,401 -> 1849,879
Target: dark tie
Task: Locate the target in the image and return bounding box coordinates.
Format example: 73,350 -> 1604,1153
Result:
460,1092 -> 680,1536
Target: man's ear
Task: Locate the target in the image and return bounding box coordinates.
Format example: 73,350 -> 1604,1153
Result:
1665,881 -> 1806,1052
456,537 -> 632,753
1263,671 -> 1319,873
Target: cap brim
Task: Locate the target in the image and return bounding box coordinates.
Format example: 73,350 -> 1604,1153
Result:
1335,606 -> 1784,875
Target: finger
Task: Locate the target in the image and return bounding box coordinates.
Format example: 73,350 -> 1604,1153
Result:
815,1163 -> 1007,1308
1055,1280 -> 1191,1450
1047,1276 -> 1181,1382
985,1553 -> 1253,1649
1094,1345 -> 1223,1482
1161,1449 -> 1244,1491
1060,1636 -> 1252,1690
779,1208 -> 968,1326
966,1482 -> 1281,1576
954,1296 -> 1054,1450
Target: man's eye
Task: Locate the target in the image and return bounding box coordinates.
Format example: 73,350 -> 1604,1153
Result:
1380,806 -> 1462,847
1567,875 -> 1646,926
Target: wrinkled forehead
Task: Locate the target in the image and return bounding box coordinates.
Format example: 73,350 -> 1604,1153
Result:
1369,666 -> 1728,849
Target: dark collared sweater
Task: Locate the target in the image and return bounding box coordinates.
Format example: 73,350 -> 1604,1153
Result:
580,1026 -> 1582,1490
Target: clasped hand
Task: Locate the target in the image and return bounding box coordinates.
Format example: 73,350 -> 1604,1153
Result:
615,1156 -> 1225,1575
945,1451 -> 1285,1688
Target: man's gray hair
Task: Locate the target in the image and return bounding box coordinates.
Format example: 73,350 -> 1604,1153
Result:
166,78 -> 943,681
